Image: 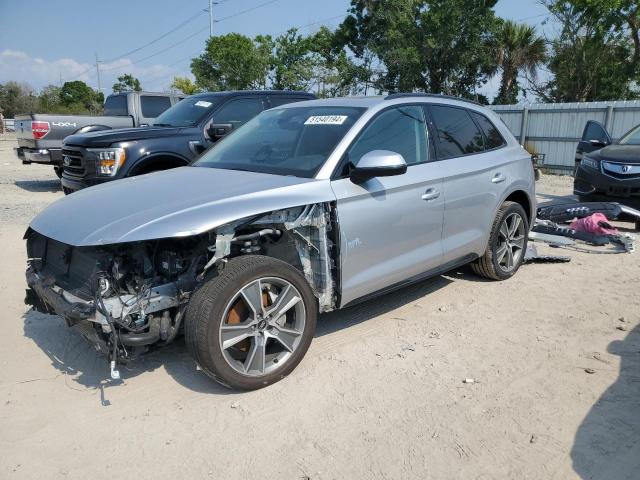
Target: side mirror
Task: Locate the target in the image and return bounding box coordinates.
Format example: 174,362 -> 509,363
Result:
589,139 -> 609,148
350,150 -> 407,184
206,123 -> 233,141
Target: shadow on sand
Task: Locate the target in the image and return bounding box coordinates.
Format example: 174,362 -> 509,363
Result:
14,179 -> 61,193
22,272 -> 463,395
571,323 -> 640,479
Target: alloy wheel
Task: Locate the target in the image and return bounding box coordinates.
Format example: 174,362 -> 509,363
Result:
496,212 -> 526,272
219,277 -> 306,377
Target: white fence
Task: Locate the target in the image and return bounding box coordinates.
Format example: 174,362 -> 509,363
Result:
491,101 -> 640,173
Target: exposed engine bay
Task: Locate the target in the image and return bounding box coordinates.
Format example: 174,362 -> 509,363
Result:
25,203 -> 338,379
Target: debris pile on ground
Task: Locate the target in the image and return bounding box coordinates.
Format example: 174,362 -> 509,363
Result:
530,201 -> 639,254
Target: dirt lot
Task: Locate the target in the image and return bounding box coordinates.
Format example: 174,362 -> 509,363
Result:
1,136 -> 638,480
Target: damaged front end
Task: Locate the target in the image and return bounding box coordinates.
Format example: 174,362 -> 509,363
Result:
24,202 -> 338,379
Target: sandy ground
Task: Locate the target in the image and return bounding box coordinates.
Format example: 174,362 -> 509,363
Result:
0,136 -> 639,480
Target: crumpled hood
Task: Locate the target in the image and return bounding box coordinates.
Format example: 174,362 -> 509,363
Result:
64,126 -> 182,148
30,167 -> 335,246
593,144 -> 640,164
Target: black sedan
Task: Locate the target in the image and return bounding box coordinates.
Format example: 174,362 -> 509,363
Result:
574,120 -> 640,208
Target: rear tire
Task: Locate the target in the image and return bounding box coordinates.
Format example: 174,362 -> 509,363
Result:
471,201 -> 529,281
185,255 -> 317,390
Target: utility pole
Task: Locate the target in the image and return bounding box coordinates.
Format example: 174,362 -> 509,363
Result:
95,52 -> 102,92
208,0 -> 214,37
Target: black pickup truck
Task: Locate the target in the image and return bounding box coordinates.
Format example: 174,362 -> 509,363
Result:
15,91 -> 182,177
60,90 -> 315,194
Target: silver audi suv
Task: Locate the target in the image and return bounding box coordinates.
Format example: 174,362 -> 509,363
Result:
25,93 -> 535,389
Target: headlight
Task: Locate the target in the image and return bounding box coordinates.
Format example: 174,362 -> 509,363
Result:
90,148 -> 126,176
581,156 -> 599,170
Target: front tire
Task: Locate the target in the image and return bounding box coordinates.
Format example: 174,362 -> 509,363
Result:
185,255 -> 317,390
471,201 -> 529,281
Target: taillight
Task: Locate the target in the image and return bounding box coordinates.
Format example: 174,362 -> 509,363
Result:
32,121 -> 50,140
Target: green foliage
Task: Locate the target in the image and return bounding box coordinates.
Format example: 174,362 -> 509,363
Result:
494,20 -> 546,104
0,82 -> 38,117
191,33 -> 271,91
60,80 -> 102,113
539,1 -> 638,101
170,76 -> 200,95
112,73 -> 142,93
337,0 -> 501,96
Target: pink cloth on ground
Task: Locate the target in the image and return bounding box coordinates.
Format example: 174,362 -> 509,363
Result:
570,213 -> 618,235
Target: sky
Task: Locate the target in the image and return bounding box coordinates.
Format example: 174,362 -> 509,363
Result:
0,0 -> 555,99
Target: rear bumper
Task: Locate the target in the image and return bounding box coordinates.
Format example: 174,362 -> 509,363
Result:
15,147 -> 62,165
574,164 -> 640,208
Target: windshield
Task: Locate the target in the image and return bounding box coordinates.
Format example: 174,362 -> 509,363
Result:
619,125 -> 640,145
193,106 -> 365,178
152,96 -> 220,127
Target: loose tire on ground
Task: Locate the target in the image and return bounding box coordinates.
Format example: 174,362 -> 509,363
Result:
471,201 -> 529,281
184,255 -> 317,390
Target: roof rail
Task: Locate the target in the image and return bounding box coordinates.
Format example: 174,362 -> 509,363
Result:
384,92 -> 482,106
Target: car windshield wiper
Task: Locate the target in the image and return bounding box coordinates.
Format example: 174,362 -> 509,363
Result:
152,123 -> 174,127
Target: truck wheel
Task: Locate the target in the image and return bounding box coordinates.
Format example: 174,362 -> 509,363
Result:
185,255 -> 317,390
471,201 -> 529,281
54,167 -> 63,179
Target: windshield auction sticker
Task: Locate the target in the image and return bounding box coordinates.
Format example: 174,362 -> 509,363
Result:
304,115 -> 348,125
194,100 -> 213,108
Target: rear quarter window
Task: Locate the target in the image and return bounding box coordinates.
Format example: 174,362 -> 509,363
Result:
103,95 -> 128,116
141,96 -> 172,118
470,111 -> 506,150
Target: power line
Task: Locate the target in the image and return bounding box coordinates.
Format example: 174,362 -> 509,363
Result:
214,0 -> 283,23
102,9 -> 207,63
101,23 -> 209,73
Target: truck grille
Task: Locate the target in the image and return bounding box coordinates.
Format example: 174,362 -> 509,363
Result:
61,148 -> 85,176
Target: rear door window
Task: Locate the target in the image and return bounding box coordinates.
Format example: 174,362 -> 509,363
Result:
140,95 -> 172,118
470,111 -> 506,150
103,95 -> 128,116
430,105 -> 485,159
213,97 -> 265,129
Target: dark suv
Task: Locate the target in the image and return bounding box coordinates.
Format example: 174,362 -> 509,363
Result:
60,90 -> 315,194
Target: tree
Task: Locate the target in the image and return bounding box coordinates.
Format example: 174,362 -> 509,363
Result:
112,73 -> 142,93
191,33 -> 271,91
0,82 -> 39,117
59,80 -> 103,113
494,20 -> 546,104
308,26 -> 363,97
538,1 -> 638,101
337,0 -> 500,96
170,76 -> 199,95
270,29 -> 316,90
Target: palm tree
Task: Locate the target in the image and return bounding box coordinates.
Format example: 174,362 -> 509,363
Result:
495,20 -> 546,104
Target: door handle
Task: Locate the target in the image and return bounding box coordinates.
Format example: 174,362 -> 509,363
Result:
492,173 -> 506,184
421,189 -> 440,201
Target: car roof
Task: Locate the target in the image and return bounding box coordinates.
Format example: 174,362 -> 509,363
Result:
191,90 -> 315,98
275,93 -> 485,111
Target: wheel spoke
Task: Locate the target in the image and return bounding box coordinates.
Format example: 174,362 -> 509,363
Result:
497,243 -> 508,263
511,235 -> 525,250
499,221 -> 509,240
509,215 -> 522,238
244,336 -> 266,374
266,285 -> 301,324
240,279 -> 265,318
220,324 -> 255,350
272,326 -> 302,353
506,247 -> 514,270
